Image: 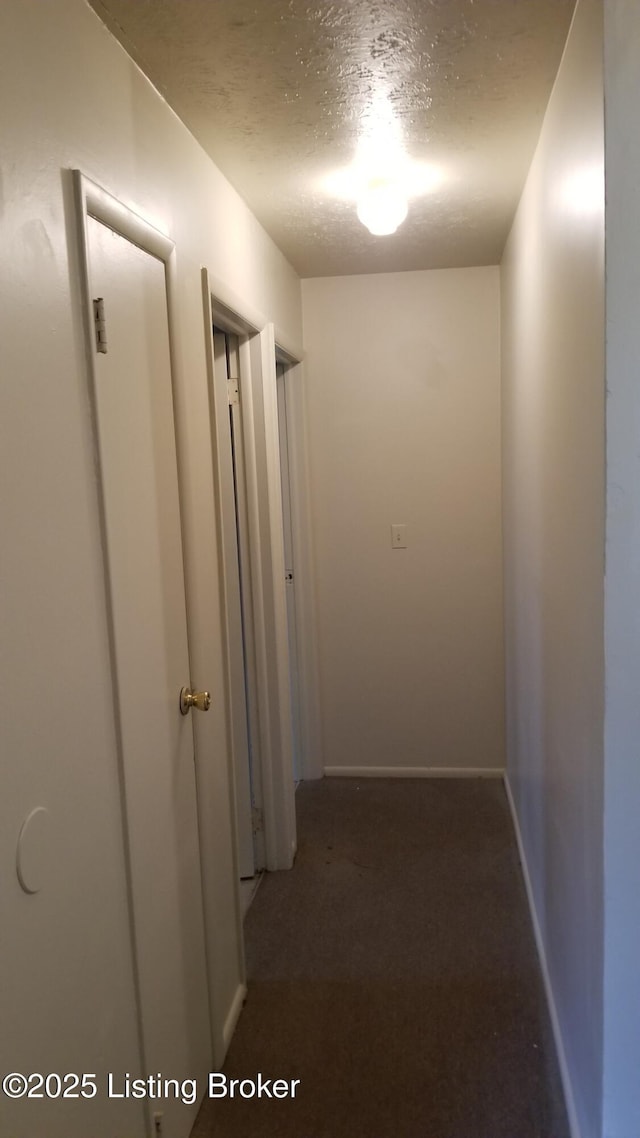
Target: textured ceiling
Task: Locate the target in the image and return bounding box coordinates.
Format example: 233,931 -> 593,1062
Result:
88,0 -> 576,277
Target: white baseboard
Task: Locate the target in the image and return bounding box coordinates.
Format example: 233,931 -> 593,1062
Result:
222,981 -> 247,1054
323,765 -> 504,779
503,774 -> 581,1138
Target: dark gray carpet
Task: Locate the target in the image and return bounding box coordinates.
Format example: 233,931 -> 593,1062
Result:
193,778 -> 569,1138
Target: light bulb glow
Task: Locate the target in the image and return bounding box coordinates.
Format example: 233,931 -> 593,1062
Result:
356,181 -> 408,236
320,94 -> 443,237
324,161 -> 442,202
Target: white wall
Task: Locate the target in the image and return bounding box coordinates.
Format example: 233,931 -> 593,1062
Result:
0,1 -> 301,1134
302,269 -> 504,775
602,2 -> 640,1135
500,0 -> 605,1135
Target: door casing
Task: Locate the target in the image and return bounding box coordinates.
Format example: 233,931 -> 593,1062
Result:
203,272 -> 314,872
211,326 -> 263,879
73,171 -> 239,1089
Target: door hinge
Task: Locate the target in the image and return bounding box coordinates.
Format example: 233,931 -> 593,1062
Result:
228,375 -> 239,406
252,805 -> 264,835
93,297 -> 108,354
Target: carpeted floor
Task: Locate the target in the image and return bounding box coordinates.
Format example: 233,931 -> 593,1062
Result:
192,778 -> 569,1138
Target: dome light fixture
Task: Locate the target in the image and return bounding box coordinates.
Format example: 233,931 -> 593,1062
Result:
356,179 -> 409,236
321,93 -> 443,238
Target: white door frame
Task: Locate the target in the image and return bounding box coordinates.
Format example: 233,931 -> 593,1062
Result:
72,171 -> 235,1073
210,326 -> 259,880
246,321 -> 297,869
201,270 -> 322,872
276,360 -> 303,783
275,352 -> 324,783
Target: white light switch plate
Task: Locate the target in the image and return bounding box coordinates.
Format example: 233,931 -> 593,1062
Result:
391,524 -> 407,549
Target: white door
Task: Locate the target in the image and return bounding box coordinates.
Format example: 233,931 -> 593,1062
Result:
87,218 -> 211,1138
276,363 -> 303,784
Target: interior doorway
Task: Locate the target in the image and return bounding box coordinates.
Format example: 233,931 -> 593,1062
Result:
276,359 -> 303,785
202,274 -> 300,879
78,177 -> 212,1138
212,326 -> 264,887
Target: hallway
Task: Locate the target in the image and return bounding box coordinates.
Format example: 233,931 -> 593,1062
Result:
6,2 -> 640,1134
193,779 -> 568,1138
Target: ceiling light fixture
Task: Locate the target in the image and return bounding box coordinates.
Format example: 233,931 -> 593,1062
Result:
356,178 -> 408,236
322,92 -> 442,238
320,94 -> 445,237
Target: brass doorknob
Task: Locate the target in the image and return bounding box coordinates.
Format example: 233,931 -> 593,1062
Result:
179,686 -> 211,715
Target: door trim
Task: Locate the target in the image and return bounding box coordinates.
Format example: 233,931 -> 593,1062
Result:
206,268 -> 303,363
209,325 -> 259,879
275,358 -> 324,781
247,323 -> 297,868
73,173 -> 177,1110
72,170 -> 227,1070
202,268 -> 300,870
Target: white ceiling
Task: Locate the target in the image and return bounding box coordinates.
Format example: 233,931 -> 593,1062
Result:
88,0 -> 576,278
